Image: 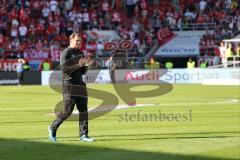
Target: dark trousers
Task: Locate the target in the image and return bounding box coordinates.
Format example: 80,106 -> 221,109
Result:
110,70 -> 115,84
51,84 -> 88,137
17,71 -> 23,84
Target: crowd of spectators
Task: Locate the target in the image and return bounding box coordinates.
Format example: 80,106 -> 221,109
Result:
195,0 -> 240,57
0,0 -> 239,63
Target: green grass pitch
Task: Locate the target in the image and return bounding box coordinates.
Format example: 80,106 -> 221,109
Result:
0,84 -> 239,160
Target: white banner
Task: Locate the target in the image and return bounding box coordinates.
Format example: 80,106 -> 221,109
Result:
42,69 -> 240,85
85,30 -> 120,42
42,71 -> 53,85
155,31 -> 205,57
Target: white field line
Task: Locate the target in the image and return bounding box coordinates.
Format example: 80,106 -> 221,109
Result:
46,99 -> 239,115
69,99 -> 239,114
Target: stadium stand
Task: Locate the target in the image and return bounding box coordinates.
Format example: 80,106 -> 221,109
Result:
0,0 -> 239,69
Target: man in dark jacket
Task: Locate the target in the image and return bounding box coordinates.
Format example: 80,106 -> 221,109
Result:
48,33 -> 94,142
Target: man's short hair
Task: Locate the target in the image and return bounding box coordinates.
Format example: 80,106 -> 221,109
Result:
69,33 -> 82,41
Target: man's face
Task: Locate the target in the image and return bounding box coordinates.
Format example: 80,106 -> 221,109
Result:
70,36 -> 82,49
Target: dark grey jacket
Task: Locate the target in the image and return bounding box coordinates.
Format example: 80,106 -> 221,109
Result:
60,47 -> 87,85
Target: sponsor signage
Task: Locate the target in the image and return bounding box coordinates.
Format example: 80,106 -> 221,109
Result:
0,59 -> 42,71
0,60 -> 18,71
0,71 -> 41,85
41,69 -> 240,85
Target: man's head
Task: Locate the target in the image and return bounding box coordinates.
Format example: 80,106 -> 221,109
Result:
69,33 -> 82,49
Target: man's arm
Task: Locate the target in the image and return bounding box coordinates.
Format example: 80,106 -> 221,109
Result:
20,59 -> 25,63
60,50 -> 85,75
111,62 -> 117,71
61,60 -> 82,75
81,58 -> 94,75
80,66 -> 88,75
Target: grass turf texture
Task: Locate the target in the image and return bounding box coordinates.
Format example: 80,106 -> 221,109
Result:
0,84 -> 239,160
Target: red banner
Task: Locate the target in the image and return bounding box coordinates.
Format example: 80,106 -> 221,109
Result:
104,40 -> 133,52
157,27 -> 175,46
0,59 -> 18,71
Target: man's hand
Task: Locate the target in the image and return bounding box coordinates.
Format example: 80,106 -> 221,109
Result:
78,58 -> 87,67
85,58 -> 93,66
